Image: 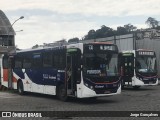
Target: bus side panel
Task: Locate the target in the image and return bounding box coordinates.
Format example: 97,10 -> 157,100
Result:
44,85 -> 56,95
13,68 -> 64,95
25,68 -> 60,86
3,69 -> 9,82
1,69 -> 9,87
12,73 -> 18,89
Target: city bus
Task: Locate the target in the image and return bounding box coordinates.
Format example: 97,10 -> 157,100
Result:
1,42 -> 121,101
119,49 -> 158,89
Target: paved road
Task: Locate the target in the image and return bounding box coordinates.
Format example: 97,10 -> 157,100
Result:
0,85 -> 160,120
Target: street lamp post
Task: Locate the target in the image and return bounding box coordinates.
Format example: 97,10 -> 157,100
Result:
11,16 -> 24,27
15,30 -> 23,33
7,16 -> 24,89
6,16 -> 24,46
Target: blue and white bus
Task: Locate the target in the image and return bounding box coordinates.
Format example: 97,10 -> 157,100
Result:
1,42 -> 121,101
119,49 -> 158,89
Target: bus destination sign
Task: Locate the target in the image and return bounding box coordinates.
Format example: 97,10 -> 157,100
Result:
138,51 -> 154,56
86,44 -> 117,51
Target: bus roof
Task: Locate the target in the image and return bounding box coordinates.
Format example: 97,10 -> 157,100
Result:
136,49 -> 154,52
15,42 -> 118,54
88,42 -> 114,45
16,46 -> 66,53
121,49 -> 155,53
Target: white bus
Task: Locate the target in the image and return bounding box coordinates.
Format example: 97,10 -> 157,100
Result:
119,49 -> 158,89
1,42 -> 121,101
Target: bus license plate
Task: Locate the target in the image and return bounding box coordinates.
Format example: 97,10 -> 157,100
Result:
104,91 -> 111,94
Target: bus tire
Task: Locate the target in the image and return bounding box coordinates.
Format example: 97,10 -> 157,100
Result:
17,81 -> 24,95
57,84 -> 68,101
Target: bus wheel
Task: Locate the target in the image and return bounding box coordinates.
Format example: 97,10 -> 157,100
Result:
133,86 -> 140,89
17,81 -> 24,95
57,84 -> 68,101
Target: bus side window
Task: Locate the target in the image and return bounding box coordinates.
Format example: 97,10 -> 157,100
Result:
53,54 -> 58,68
53,51 -> 66,69
43,52 -> 52,68
59,54 -> 66,69
23,58 -> 32,69
15,56 -> 22,69
32,54 -> 42,68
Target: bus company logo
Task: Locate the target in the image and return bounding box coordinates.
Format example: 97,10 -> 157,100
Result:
95,85 -> 104,88
2,112 -> 11,117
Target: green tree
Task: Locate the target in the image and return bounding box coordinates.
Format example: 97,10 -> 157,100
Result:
95,25 -> 114,38
68,37 -> 79,43
84,29 -> 96,40
116,26 -> 128,35
145,17 -> 159,28
32,44 -> 39,49
124,23 -> 137,32
88,29 -> 96,39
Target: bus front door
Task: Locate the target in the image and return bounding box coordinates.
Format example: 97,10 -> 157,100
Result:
66,48 -> 81,96
120,53 -> 134,85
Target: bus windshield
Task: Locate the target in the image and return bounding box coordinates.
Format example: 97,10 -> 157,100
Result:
83,53 -> 119,77
136,56 -> 157,73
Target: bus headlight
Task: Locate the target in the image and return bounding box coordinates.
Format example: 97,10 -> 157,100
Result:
84,83 -> 89,87
84,83 -> 94,90
90,85 -> 94,90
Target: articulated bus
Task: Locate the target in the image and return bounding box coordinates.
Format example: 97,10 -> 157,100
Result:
1,42 -> 121,101
119,49 -> 158,89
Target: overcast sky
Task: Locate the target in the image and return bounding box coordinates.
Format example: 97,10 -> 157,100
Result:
1,0 -> 160,49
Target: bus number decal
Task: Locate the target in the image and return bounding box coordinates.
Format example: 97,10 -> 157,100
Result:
43,74 -> 56,80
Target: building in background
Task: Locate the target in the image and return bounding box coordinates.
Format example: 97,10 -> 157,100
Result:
0,10 -> 15,54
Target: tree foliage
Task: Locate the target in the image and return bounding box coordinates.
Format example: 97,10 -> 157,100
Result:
124,23 -> 137,32
84,25 -> 115,40
68,37 -> 79,43
32,44 -> 39,49
145,17 -> 159,28
83,24 -> 137,40
116,26 -> 128,35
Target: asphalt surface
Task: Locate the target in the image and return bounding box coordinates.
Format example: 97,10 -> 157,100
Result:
0,85 -> 160,120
